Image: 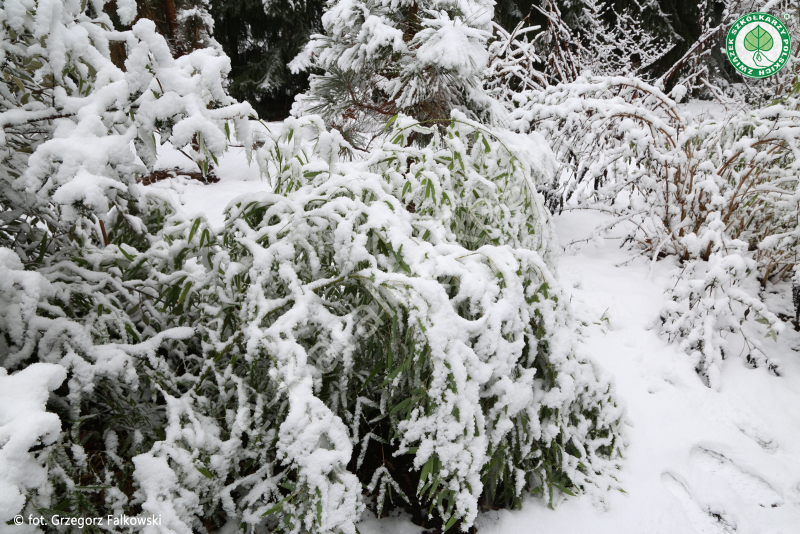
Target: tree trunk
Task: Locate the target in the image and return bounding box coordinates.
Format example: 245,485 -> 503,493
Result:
162,0 -> 183,56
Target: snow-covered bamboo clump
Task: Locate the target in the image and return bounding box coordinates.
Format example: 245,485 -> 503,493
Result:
0,108 -> 628,532
508,72 -> 797,389
176,112 -> 625,532
0,0 -> 253,224
0,0 -> 249,527
289,0 -> 502,141
1,1 -> 628,531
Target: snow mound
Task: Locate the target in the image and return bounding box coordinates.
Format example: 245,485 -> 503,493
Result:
0,364 -> 66,522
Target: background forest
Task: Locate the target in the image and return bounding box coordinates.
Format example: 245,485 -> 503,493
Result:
125,0 -> 751,119
2,0 -> 799,534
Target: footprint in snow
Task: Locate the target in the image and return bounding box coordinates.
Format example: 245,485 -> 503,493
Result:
661,472 -> 736,533
737,424 -> 778,454
662,446 -> 785,533
690,447 -> 783,508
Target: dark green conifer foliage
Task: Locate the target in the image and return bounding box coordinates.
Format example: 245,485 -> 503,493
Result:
494,0 -> 536,30
210,0 -> 323,120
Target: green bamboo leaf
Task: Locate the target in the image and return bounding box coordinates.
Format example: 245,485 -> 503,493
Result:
178,281 -> 193,305
35,233 -> 47,265
196,465 -> 213,479
188,218 -> 202,243
261,492 -> 294,516
124,324 -> 140,343
389,397 -> 413,416
744,25 -> 773,52
418,457 -> 433,490
384,114 -> 399,132
551,482 -> 576,496
261,503 -> 283,517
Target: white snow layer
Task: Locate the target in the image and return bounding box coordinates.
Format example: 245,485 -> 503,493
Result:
0,363 -> 66,523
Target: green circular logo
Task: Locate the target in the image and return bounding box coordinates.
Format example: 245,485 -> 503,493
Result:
726,12 -> 791,79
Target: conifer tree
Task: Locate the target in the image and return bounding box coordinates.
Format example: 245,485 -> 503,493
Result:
175,0 -> 217,53
291,0 -> 501,141
211,0 -> 324,120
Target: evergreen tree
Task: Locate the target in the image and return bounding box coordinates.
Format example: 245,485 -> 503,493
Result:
291,0 -> 501,142
211,0 -> 324,120
175,0 -> 217,53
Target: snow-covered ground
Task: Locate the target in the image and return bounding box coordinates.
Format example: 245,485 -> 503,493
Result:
150,142 -> 800,534
473,211 -> 800,534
